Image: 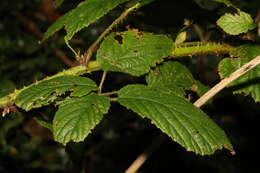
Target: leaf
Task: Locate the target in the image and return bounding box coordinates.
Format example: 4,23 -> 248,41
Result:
0,79 -> 15,98
34,118 -> 53,132
217,11 -> 257,35
118,85 -> 233,155
214,0 -> 236,8
42,0 -> 127,41
53,94 -> 110,145
126,0 -> 156,7
146,61 -> 209,97
175,31 -> 187,44
193,0 -> 219,10
15,76 -> 98,111
54,0 -> 64,8
219,45 -> 260,102
97,30 -> 173,76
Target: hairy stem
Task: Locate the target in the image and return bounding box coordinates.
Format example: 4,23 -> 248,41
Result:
82,3 -> 141,65
0,61 -> 100,109
172,42 -> 233,57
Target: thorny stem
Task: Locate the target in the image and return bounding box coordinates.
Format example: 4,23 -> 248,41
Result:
110,97 -> 118,102
0,61 -> 100,112
81,3 -> 141,65
98,71 -> 107,94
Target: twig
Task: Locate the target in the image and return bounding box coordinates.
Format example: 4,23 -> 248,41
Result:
124,134 -> 166,173
124,55 -> 260,173
15,12 -> 77,67
81,3 -> 141,65
0,61 -> 100,111
98,71 -> 107,94
99,91 -> 118,96
194,55 -> 260,107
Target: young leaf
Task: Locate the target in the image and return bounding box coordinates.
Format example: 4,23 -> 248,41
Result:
219,45 -> 260,102
53,94 -> 110,145
217,11 -> 257,35
15,76 -> 98,111
42,0 -> 127,41
146,61 -> 209,97
97,30 -> 173,76
118,84 -> 234,155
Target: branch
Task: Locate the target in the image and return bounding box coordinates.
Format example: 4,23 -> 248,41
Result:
82,3 -> 141,65
194,55 -> 260,107
124,134 -> 166,173
15,12 -> 78,67
0,61 -> 100,111
123,55 -> 260,173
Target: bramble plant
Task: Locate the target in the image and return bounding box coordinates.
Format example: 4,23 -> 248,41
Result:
1,0 -> 260,165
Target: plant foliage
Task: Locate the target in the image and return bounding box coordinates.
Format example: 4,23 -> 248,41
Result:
217,11 -> 257,35
97,30 -> 173,76
2,0 -> 260,161
118,84 -> 233,155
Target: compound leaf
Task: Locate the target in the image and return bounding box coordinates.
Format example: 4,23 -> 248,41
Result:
219,45 -> 260,102
97,30 -> 173,76
217,11 -> 257,35
118,84 -> 234,155
42,0 -> 127,41
15,76 -> 98,111
53,94 -> 110,145
146,61 -> 209,97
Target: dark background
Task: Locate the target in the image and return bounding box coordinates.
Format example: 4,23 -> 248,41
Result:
1,0 -> 260,172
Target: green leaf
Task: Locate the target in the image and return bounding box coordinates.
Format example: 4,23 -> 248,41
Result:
193,0 -> 219,10
0,79 -> 15,98
53,94 -> 110,145
219,45 -> 260,102
217,11 -> 257,35
54,0 -> 64,8
118,85 -> 233,155
97,30 -> 173,76
175,31 -> 187,44
214,0 -> 236,8
15,76 -> 98,111
126,0 -> 156,7
42,0 -> 127,41
146,61 -> 209,97
34,118 -> 53,132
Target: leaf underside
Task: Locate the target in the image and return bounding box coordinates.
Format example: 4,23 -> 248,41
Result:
219,45 -> 260,102
97,30 -> 173,76
53,94 -> 110,145
217,11 -> 256,35
42,0 -> 127,41
15,76 -> 98,111
118,84 -> 233,155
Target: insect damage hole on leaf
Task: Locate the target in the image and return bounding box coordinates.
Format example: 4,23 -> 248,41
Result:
114,34 -> 123,44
